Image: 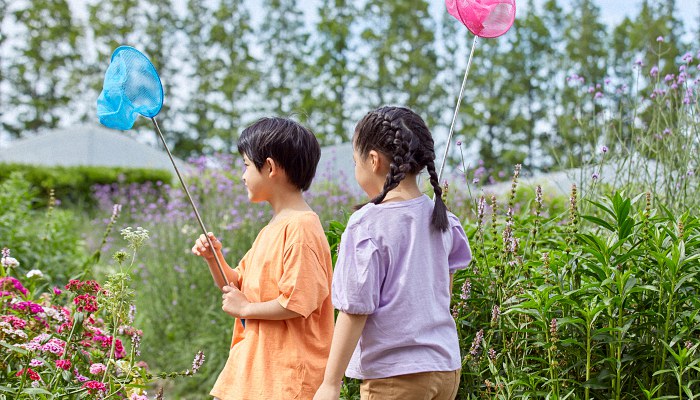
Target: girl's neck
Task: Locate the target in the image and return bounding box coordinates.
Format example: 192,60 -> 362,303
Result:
381,175 -> 423,203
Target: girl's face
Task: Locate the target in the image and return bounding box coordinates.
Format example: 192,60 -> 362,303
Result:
353,147 -> 382,199
241,154 -> 269,202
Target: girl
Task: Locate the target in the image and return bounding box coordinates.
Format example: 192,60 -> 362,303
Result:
314,106 -> 472,400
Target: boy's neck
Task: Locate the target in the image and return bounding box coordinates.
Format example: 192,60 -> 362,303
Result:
267,188 -> 312,219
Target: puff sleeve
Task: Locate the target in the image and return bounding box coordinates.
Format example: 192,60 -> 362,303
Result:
331,223 -> 383,315
448,214 -> 472,273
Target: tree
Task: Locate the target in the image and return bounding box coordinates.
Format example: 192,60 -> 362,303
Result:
298,0 -> 357,144
553,0 -> 608,168
182,0 -> 258,154
356,0 -> 444,129
256,0 -> 309,115
142,0 -> 181,138
3,0 -> 82,137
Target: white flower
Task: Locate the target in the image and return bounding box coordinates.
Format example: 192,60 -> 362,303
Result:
1,256 -> 19,268
26,269 -> 44,279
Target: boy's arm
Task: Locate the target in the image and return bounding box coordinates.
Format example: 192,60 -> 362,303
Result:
192,233 -> 239,290
206,256 -> 239,291
314,312 -> 368,399
222,285 -> 302,320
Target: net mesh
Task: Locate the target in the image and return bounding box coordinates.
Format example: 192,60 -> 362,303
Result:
446,0 -> 516,38
97,46 -> 163,130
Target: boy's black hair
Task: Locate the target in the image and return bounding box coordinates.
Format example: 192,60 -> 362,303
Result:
354,106 -> 449,232
237,117 -> 320,191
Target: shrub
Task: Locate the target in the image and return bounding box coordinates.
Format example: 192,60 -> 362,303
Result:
0,164 -> 172,208
0,226 -> 203,399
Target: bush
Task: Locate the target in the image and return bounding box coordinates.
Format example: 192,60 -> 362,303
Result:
0,227 -> 202,399
0,173 -> 88,285
0,164 -> 172,208
450,170 -> 700,399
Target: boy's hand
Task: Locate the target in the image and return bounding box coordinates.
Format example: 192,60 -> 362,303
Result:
191,232 -> 222,261
313,381 -> 342,400
222,284 -> 250,318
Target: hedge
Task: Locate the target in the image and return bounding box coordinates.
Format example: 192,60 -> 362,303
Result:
0,163 -> 172,207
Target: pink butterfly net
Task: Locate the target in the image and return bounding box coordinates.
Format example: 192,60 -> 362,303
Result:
446,0 -> 516,38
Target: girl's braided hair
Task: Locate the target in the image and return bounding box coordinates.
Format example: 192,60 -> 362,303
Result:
354,106 -> 448,231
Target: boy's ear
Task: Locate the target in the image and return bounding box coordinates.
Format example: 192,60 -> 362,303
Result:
265,157 -> 278,178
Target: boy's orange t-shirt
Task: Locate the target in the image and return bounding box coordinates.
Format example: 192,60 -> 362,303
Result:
210,211 -> 334,400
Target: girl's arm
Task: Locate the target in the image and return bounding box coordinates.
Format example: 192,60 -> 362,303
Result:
314,312 -> 368,400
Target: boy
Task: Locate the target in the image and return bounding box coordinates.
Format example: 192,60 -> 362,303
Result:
192,117 -> 334,399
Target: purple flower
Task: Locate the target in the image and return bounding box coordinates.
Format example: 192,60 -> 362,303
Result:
635,59 -> 644,67
469,329 -> 484,356
663,128 -> 671,136
192,351 -> 205,374
52,287 -> 62,295
456,140 -> 462,146
592,172 -> 599,180
472,178 -> 480,184
683,52 -> 693,63
460,280 -> 471,301
601,146 -> 608,154
665,74 -> 675,83
594,92 -> 603,99
488,348 -> 497,360
604,77 -> 611,85
657,36 -> 664,42
1,248 -> 9,258
650,66 -> 659,77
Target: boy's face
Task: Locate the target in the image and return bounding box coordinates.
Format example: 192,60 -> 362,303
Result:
242,154 -> 269,202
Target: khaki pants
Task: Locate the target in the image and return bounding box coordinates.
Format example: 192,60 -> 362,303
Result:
360,370 -> 461,400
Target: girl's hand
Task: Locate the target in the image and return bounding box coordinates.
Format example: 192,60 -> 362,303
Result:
221,284 -> 250,318
312,381 -> 342,400
191,232 -> 222,261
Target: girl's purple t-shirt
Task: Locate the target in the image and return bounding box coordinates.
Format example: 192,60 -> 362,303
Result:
332,194 -> 472,379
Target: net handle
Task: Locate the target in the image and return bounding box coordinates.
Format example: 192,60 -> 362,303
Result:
438,35 -> 478,183
150,117 -> 228,288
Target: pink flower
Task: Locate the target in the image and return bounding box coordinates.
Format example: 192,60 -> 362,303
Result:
0,277 -> 28,296
55,359 -> 71,370
74,368 -> 89,382
74,294 -> 99,313
29,359 -> 44,367
82,380 -> 107,394
53,287 -> 62,295
16,368 -> 41,381
130,395 -> 149,400
89,363 -> 107,375
657,36 -> 664,42
41,338 -> 66,356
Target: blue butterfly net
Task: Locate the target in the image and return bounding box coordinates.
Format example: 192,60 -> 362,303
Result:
97,46 -> 163,130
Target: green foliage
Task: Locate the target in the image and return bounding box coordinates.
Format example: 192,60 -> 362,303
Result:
450,183 -> 700,399
0,164 -> 171,207
0,173 -> 86,286
0,226 -> 201,399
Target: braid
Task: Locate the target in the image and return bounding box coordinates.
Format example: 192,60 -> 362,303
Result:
354,106 -> 445,231
368,115 -> 411,205
426,159 -> 449,231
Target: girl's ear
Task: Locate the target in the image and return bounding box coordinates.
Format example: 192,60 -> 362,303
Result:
368,150 -> 382,173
